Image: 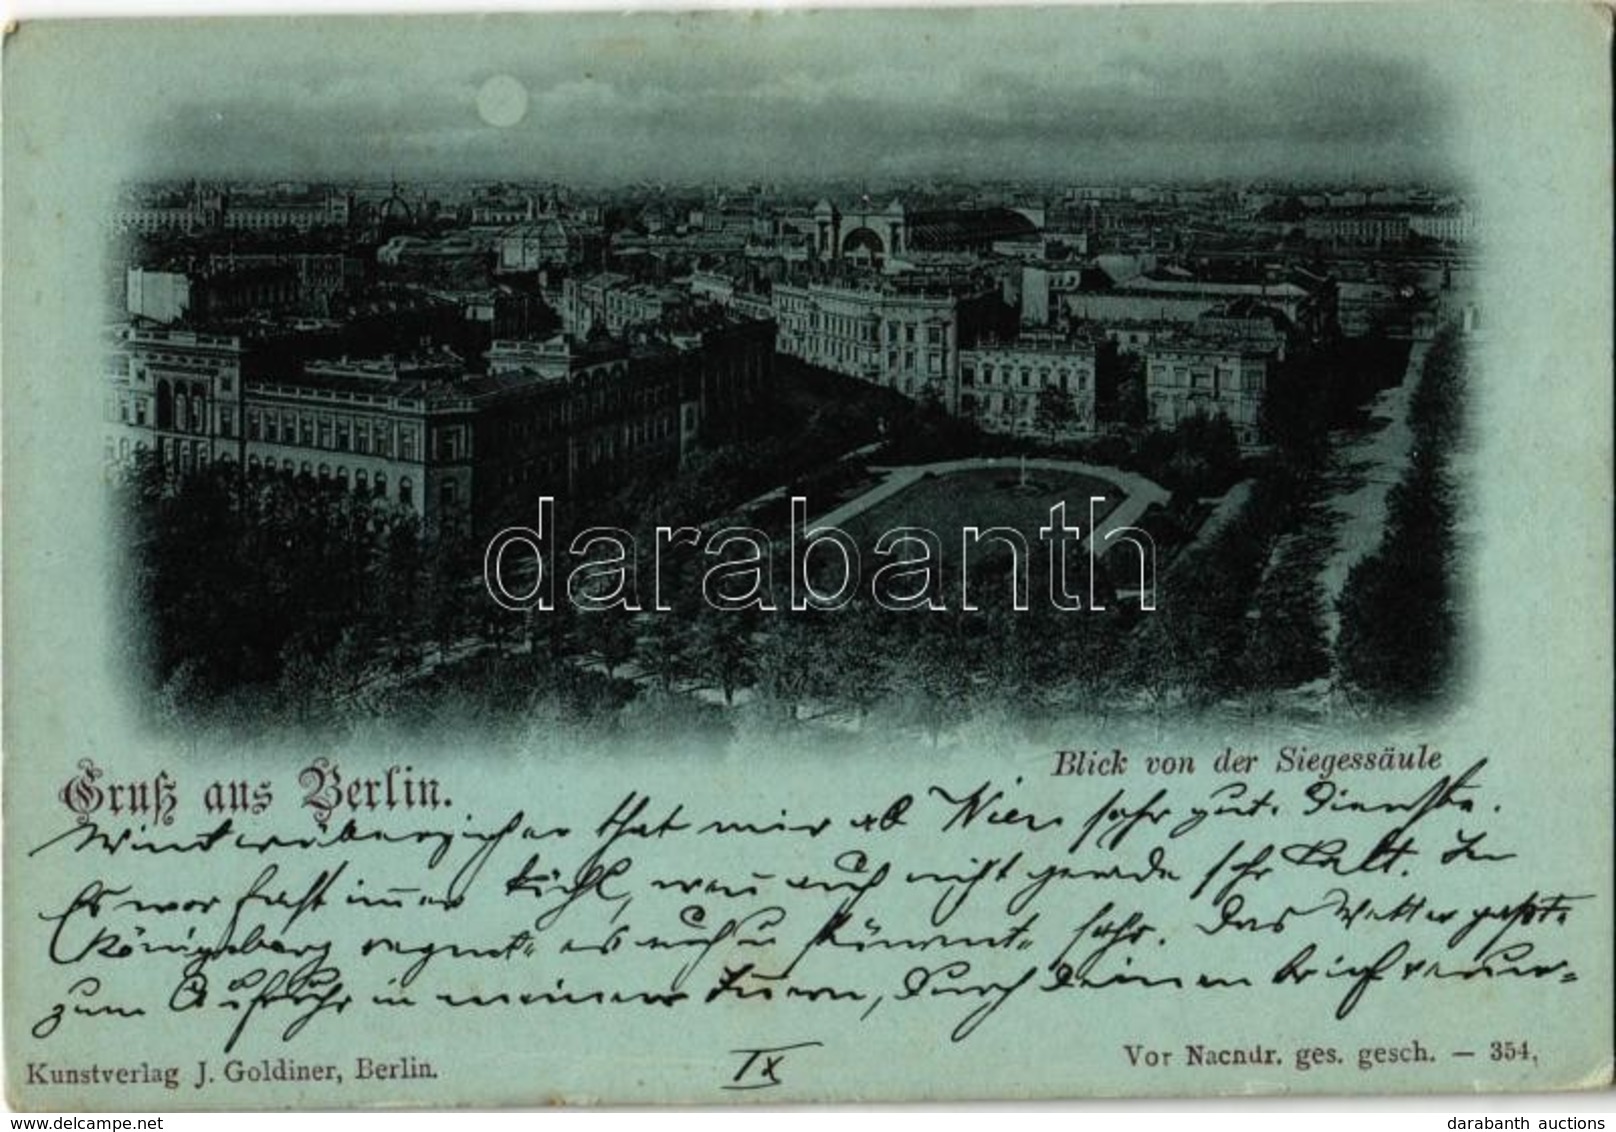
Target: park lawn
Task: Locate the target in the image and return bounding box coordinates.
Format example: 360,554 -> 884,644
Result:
835,465 -> 1125,549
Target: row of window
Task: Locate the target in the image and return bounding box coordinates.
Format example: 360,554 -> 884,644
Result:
887,350 -> 944,376
621,414 -> 676,448
247,407 -> 422,460
797,315 -> 947,348
1150,365 -> 1264,394
1152,400 -> 1260,440
111,397 -> 149,428
964,392 -> 1092,420
125,387 -> 691,462
890,323 -> 944,346
140,436 -> 217,475
136,359 -> 238,393
806,312 -> 878,344
152,382 -> 237,437
782,338 -> 946,380
104,435 -> 440,510
245,455 -> 418,507
224,213 -> 324,231
105,437 -> 147,462
577,418 -> 677,468
961,365 -> 1092,392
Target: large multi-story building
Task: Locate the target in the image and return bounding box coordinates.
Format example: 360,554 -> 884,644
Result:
660,309 -> 778,452
1021,264 -> 1096,327
771,279 -> 1001,408
1064,270 -> 1336,344
494,218 -> 600,274
1194,298 -> 1295,358
475,334 -> 681,513
104,327 -> 249,477
127,264 -> 304,325
106,310 -> 776,533
1407,207 -> 1477,245
207,254 -> 365,311
220,192 -> 353,233
958,335 -> 1100,438
1143,333 -> 1280,444
243,355 -> 468,523
111,186 -> 353,236
1299,198 -> 1474,248
806,199 -> 1041,265
127,257 -> 359,325
561,273 -> 691,337
109,199 -> 220,236
1302,210 -> 1414,247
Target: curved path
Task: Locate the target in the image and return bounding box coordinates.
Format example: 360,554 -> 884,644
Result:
811,456 -> 1170,557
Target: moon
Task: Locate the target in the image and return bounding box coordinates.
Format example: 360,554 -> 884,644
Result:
477,75 -> 529,128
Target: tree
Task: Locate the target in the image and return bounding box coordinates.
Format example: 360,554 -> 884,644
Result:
575,606 -> 638,679
1335,462 -> 1457,709
1035,384 -> 1079,442
1238,532 -> 1333,714
638,609 -> 695,693
752,614 -> 830,724
420,517 -> 480,664
1335,328 -> 1466,712
617,689 -> 732,746
1111,354 -> 1149,429
890,613 -> 975,746
817,602 -> 896,727
692,606 -> 756,706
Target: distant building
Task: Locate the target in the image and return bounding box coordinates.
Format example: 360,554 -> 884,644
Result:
958,335 -> 1099,438
494,217 -> 600,273
1302,211 -> 1412,247
470,197 -> 541,227
1194,298 -> 1295,358
1407,207 -> 1477,245
772,280 -> 994,407
561,272 -> 691,337
376,231 -> 495,281
112,184 -> 353,235
127,263 -> 312,325
808,199 -> 1041,266
1143,334 -> 1280,444
686,270 -> 776,322
1065,269 -> 1335,344
1098,321 -> 1172,354
206,253 -> 365,312
125,269 -> 194,325
109,194 -> 221,236
220,192 -> 353,233
687,270 -> 738,304
1021,264 -> 1090,327
1301,194 -> 1474,249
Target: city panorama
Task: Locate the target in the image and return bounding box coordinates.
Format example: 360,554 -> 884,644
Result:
103,15 -> 1478,747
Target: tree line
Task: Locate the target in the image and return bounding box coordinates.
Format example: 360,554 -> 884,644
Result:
1335,327 -> 1467,710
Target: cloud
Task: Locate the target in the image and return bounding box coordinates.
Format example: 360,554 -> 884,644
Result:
138,11 -> 1459,185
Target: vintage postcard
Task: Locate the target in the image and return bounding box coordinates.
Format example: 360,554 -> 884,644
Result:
3,1 -> 1612,1108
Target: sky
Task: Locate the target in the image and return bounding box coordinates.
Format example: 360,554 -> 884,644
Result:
53,4 -> 1479,186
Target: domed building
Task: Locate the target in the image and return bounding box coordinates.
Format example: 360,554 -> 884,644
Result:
494,216 -> 597,274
